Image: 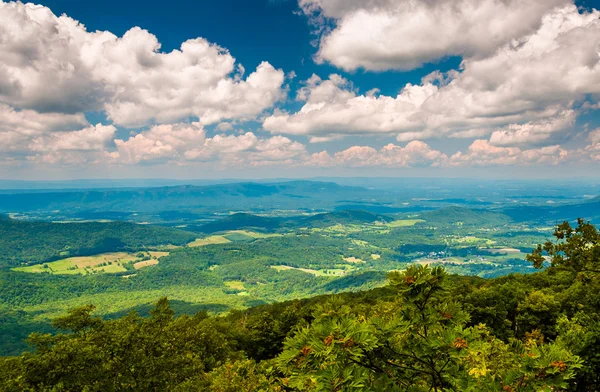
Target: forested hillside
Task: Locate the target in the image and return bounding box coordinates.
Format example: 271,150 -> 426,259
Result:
1,219 -> 599,391
196,210 -> 394,233
0,219 -> 196,266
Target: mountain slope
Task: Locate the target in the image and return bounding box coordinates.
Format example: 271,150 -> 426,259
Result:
196,210 -> 394,233
419,206 -> 512,226
196,213 -> 283,233
0,219 -> 196,267
300,210 -> 394,227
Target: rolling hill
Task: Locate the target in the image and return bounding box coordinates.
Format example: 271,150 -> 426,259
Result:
196,210 -> 395,233
0,219 -> 196,267
300,210 -> 394,227
418,206 -> 512,226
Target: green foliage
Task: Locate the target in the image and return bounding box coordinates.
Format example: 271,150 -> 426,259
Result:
528,219 -> 600,276
0,298 -> 239,392
0,219 -> 196,267
3,216 -> 600,390
276,265 -> 581,391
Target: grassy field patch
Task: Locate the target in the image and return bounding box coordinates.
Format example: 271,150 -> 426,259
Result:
225,281 -> 245,290
484,248 -> 522,254
387,219 -> 425,228
453,236 -> 496,245
223,231 -> 256,242
271,265 -> 352,277
343,256 -> 364,264
134,259 -> 158,269
188,236 -> 231,247
14,251 -> 168,275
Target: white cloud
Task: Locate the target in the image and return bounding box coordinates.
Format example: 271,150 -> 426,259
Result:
488,110 -> 576,147
184,132 -> 308,166
114,123 -> 207,163
0,104 -> 88,152
300,0 -> 569,71
589,128 -> 600,143
113,124 -> 307,166
265,5 -> 600,147
263,74 -> 437,137
449,140 -> 569,166
306,141 -> 447,168
0,1 -> 286,127
29,124 -> 116,152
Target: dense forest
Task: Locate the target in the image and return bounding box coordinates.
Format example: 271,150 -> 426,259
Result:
1,219 -> 599,391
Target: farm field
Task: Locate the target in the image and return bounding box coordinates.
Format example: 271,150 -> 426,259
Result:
13,251 -> 168,275
188,230 -> 282,247
187,235 -> 231,247
387,219 -> 425,227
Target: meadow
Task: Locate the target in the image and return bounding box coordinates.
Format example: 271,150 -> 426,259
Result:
13,251 -> 169,275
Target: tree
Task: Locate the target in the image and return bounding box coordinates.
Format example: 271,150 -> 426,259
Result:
276,265 -> 581,391
528,219 -> 600,276
0,298 -> 238,391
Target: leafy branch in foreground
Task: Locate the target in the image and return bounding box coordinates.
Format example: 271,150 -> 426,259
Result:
277,265 -> 581,391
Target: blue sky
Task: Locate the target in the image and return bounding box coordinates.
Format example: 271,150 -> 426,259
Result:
1,0 -> 600,179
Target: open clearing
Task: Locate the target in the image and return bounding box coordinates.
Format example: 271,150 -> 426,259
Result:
271,265 -> 351,277
225,280 -> 245,290
452,236 -> 496,245
387,219 -> 425,228
414,257 -> 466,265
188,236 -> 231,247
484,248 -> 522,254
14,251 -> 168,275
343,256 -> 364,263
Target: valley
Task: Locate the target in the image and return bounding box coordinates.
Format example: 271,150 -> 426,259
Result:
1,179 -> 599,356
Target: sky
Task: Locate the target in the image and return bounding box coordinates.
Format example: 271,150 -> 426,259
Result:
1,0 -> 600,179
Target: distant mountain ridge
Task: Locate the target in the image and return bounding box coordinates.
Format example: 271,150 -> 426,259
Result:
196,210 -> 394,233
503,199 -> 600,223
0,181 -> 375,214
419,206 -> 512,226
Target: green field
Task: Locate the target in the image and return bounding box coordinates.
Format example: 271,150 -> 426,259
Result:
13,251 -> 168,275
271,265 -> 355,277
188,235 -> 231,247
224,280 -> 246,290
387,219 -> 425,227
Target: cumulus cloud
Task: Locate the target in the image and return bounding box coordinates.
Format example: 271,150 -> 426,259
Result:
0,104 -> 88,152
589,129 -> 600,144
266,5 -> 600,146
305,141 -> 447,168
0,1 -> 285,127
29,124 -> 116,152
449,140 -> 569,166
263,74 -> 437,136
114,123 -> 207,164
113,124 -> 307,166
0,111 -> 115,165
182,132 -> 308,166
336,141 -> 447,167
299,0 -> 569,71
488,110 -> 576,147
